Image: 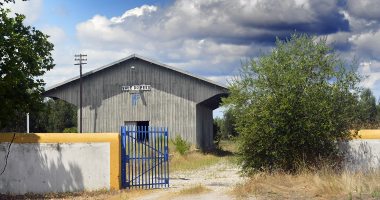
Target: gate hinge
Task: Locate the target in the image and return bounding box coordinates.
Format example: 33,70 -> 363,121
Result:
164,153 -> 168,162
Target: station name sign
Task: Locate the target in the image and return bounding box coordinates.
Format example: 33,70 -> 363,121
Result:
122,85 -> 151,91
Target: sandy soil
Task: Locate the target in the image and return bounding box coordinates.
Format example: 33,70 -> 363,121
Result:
135,161 -> 254,200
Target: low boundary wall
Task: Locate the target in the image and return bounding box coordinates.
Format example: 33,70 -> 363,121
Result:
0,133 -> 121,195
0,130 -> 379,194
339,130 -> 380,171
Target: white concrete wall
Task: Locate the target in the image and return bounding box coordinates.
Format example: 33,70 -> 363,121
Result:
339,139 -> 380,172
0,143 -> 110,195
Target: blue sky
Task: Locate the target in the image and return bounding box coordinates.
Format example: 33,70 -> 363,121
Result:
4,0 -> 380,118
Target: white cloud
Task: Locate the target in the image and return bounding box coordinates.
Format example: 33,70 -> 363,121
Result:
41,0 -> 380,99
206,75 -> 234,85
345,0 -> 380,21
358,61 -> 380,89
74,2 -> 269,77
110,5 -> 157,23
3,0 -> 43,26
349,30 -> 380,60
40,25 -> 69,44
196,39 -> 205,49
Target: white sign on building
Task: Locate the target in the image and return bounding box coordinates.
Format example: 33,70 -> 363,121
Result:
122,85 -> 151,91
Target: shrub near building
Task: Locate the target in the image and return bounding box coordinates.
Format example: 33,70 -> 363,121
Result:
222,33 -> 364,173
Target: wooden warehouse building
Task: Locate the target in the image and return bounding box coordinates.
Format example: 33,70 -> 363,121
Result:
42,54 -> 228,147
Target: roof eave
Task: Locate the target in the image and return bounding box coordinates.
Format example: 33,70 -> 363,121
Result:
44,54 -> 228,92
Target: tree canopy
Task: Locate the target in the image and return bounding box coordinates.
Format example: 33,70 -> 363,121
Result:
0,98 -> 77,133
222,33 -> 364,173
0,0 -> 55,129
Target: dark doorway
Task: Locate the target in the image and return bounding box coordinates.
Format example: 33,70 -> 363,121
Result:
137,121 -> 149,142
137,121 -> 149,127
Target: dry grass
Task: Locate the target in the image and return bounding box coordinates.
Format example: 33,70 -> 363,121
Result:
156,184 -> 211,199
233,166 -> 380,199
170,152 -> 223,172
0,188 -> 155,200
169,144 -> 237,173
179,184 -> 211,195
218,140 -> 239,153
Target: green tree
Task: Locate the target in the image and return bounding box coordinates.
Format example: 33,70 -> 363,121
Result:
0,98 -> 78,133
213,117 -> 222,147
46,99 -> 77,133
222,33 -> 364,173
29,100 -> 51,133
358,88 -> 377,127
0,0 -> 55,129
221,109 -> 238,139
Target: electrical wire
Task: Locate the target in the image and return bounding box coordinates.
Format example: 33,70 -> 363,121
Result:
0,132 -> 15,176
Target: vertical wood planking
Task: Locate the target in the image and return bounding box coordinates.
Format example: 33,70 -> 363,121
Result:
42,57 -> 226,147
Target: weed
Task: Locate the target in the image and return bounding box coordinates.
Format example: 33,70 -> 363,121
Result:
372,189 -> 380,197
359,186 -> 363,200
170,135 -> 191,155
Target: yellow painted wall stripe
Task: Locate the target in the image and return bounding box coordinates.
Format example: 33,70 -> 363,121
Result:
353,130 -> 380,139
0,133 -> 121,190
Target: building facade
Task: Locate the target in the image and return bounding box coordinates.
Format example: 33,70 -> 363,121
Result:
42,54 -> 228,147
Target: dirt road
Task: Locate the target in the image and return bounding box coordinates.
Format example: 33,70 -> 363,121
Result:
135,161 -> 252,200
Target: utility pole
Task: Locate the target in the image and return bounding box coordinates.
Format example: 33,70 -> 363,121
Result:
75,54 -> 87,133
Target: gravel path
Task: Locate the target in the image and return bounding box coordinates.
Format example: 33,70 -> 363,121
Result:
136,161 -> 254,200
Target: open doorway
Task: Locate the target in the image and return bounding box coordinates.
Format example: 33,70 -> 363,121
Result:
124,121 -> 149,142
136,121 -> 149,142
137,121 -> 149,128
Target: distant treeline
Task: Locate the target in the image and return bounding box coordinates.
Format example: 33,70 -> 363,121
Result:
214,87 -> 380,140
0,98 -> 77,133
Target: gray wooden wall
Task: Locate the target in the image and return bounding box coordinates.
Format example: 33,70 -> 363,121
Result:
43,57 -> 227,147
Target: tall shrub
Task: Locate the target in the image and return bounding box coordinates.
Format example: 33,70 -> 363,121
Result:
222,33 -> 364,173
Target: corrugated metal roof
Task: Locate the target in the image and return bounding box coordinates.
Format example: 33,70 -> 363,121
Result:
44,54 -> 228,91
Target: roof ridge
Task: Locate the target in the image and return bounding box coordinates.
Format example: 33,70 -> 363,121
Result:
44,54 -> 228,91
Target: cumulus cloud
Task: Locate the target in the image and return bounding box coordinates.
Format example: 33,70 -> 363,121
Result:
344,0 -> 380,21
349,30 -> 380,61
206,75 -> 234,85
40,0 -> 380,99
3,0 -> 43,26
110,5 -> 157,23
77,0 -> 345,77
40,25 -> 70,44
358,61 -> 380,90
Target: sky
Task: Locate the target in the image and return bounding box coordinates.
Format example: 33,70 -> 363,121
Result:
4,0 -> 380,118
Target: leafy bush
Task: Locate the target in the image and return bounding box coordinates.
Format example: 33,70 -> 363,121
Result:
222,32 -> 364,173
170,135 -> 191,155
63,127 -> 78,133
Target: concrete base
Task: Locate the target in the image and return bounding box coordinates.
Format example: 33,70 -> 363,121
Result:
0,143 -> 110,195
339,139 -> 380,172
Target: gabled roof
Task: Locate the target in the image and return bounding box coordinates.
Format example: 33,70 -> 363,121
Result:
45,54 -> 228,91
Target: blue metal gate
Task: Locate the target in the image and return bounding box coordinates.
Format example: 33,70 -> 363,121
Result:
121,126 -> 169,189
